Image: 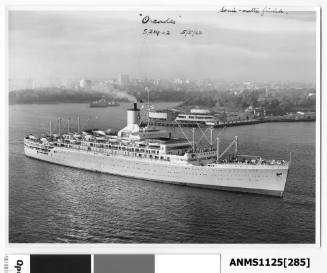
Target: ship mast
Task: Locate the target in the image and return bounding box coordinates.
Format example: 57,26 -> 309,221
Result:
175,123 -> 216,152
77,116 -> 80,132
218,136 -> 239,159
216,136 -> 220,160
210,127 -> 213,146
49,120 -> 52,136
196,123 -> 211,145
146,87 -> 150,127
192,128 -> 195,151
175,122 -> 194,148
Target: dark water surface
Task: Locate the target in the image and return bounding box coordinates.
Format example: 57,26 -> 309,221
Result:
9,103 -> 316,243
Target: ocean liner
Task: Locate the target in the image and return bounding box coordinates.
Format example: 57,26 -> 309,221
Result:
24,102 -> 290,197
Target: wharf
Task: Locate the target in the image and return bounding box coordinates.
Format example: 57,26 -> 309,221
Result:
142,115 -> 315,128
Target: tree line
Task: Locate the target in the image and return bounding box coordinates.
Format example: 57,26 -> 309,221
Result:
9,87 -> 315,116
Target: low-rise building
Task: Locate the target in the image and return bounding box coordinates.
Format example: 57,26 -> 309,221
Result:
245,106 -> 266,117
149,109 -> 179,122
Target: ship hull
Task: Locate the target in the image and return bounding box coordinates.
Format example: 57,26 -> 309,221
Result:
24,145 -> 288,197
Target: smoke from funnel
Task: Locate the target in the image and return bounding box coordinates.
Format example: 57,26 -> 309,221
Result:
91,83 -> 136,101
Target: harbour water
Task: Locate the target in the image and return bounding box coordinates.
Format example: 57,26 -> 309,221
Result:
9,103 -> 316,243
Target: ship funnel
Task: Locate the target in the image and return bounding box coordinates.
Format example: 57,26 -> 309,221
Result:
127,102 -> 140,125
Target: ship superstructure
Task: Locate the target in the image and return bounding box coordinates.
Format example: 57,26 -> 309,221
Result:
175,109 -> 220,126
24,102 -> 289,197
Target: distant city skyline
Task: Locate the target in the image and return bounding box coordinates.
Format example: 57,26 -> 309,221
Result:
9,10 -> 317,88
9,74 -> 315,92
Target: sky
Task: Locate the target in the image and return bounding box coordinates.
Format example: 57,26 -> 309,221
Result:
8,9 -> 316,86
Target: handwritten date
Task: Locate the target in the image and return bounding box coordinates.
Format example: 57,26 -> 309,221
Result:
142,28 -> 202,37
143,28 -> 170,36
180,30 -> 202,37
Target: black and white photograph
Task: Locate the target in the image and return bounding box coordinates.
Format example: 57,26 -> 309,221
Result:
8,7 -> 318,244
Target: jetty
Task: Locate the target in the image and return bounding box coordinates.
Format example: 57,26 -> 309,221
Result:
142,115 -> 315,128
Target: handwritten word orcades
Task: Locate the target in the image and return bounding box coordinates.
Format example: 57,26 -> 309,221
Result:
140,14 -> 177,24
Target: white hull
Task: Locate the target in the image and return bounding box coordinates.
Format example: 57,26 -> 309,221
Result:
24,145 -> 288,197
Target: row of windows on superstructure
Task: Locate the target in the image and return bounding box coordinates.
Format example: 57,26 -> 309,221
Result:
56,142 -> 165,155
177,115 -> 213,119
55,141 -> 205,163
56,143 -> 178,162
100,159 -> 268,181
